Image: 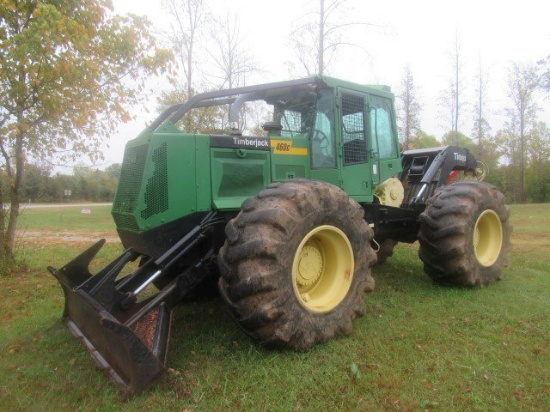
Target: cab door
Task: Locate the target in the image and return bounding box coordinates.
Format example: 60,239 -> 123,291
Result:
368,95 -> 402,185
339,91 -> 372,200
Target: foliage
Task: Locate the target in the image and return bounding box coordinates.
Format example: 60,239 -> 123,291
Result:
522,122 -> 550,202
104,163 -> 122,180
441,130 -> 474,149
0,0 -> 171,163
0,0 -> 172,265
158,87 -> 226,133
18,164 -> 120,203
408,130 -> 439,149
495,62 -> 540,202
420,57 -> 550,204
537,53 -> 550,91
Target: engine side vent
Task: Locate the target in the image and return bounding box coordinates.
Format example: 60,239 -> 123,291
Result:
112,143 -> 149,231
141,143 -> 169,220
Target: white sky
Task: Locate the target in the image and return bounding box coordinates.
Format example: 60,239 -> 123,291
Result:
94,0 -> 550,168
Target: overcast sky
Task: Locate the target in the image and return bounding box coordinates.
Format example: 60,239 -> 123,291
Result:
97,0 -> 549,168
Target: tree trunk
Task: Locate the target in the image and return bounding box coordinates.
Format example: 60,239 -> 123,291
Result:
519,101 -> 525,202
318,0 -> 324,76
3,135 -> 24,261
0,179 -> 6,259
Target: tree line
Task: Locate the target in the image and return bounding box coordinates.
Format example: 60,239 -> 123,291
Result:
397,57 -> 550,204
15,163 -> 121,204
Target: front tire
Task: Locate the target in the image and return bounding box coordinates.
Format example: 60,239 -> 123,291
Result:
218,180 -> 376,349
418,181 -> 511,287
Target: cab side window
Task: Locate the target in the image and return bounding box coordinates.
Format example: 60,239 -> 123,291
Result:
311,90 -> 337,168
369,96 -> 397,159
341,94 -> 368,164
281,110 -> 302,137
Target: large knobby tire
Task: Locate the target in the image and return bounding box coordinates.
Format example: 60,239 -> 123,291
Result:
418,181 -> 512,287
218,179 -> 376,350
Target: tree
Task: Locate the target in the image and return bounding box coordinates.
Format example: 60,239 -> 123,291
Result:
157,87 -> 225,133
21,162 -> 53,202
408,130 -> 439,149
472,57 -> 491,159
288,0 -> 372,76
397,65 -> 421,149
206,12 -> 258,130
439,29 -> 465,145
524,122 -> 550,202
538,53 -> 550,92
502,62 -> 539,202
164,0 -> 204,97
441,130 -> 474,150
73,166 -> 118,201
105,163 -> 122,180
209,12 -> 257,90
0,1 -> 171,268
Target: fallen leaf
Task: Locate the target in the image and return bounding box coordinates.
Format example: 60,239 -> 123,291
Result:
350,363 -> 362,379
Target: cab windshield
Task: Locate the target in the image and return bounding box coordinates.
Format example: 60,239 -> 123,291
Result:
270,88 -> 336,168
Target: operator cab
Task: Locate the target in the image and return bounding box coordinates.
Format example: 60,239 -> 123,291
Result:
253,78 -> 401,200
154,76 -> 402,203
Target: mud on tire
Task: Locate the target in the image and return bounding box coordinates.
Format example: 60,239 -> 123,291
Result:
418,181 -> 512,287
218,179 -> 376,350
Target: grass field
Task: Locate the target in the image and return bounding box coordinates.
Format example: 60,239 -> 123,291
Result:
0,204 -> 549,411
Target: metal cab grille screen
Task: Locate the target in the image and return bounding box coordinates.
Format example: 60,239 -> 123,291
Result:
112,144 -> 149,231
141,143 -> 169,220
341,94 -> 368,164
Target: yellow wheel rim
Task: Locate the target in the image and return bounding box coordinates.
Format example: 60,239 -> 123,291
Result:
473,210 -> 503,267
292,225 -> 354,313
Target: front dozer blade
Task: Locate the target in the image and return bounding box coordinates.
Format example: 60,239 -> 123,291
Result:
48,240 -> 172,395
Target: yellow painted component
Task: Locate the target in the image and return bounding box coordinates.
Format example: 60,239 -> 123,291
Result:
374,177 -> 405,207
292,225 -> 354,313
473,210 -> 503,267
475,160 -> 489,181
271,139 -> 309,156
295,245 -> 323,286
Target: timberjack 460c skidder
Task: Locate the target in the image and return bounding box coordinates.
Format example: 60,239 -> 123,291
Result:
48,76 -> 511,394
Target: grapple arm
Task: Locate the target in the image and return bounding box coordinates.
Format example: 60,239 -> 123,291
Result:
48,212 -> 221,394
401,145 -> 478,206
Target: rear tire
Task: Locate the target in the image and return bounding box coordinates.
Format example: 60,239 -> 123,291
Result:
418,181 -> 511,287
218,179 -> 376,350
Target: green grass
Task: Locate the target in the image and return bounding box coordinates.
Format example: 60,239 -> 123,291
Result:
17,204 -> 115,231
0,204 -> 549,411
